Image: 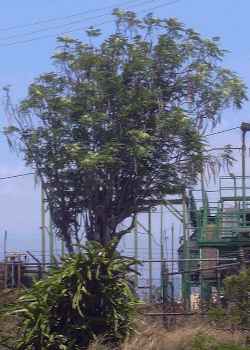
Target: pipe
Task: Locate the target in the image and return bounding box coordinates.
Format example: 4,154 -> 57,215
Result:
41,187 -> 46,271
148,209 -> 153,302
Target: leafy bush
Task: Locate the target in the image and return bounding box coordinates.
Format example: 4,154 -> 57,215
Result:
3,241 -> 140,349
224,269 -> 250,330
208,306 -> 227,328
208,269 -> 250,331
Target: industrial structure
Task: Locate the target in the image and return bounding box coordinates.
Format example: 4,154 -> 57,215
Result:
0,124 -> 250,314
131,122 -> 250,310
178,122 -> 250,307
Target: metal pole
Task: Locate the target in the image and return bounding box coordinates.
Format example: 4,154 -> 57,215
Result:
201,171 -> 206,210
41,187 -> 46,271
242,129 -> 246,225
200,168 -> 206,302
182,193 -> 191,311
171,224 -> 174,275
134,218 -> 139,287
49,212 -> 54,265
160,206 -> 164,262
162,262 -> 169,328
171,224 -> 175,312
4,230 -> 7,261
160,206 -> 164,294
148,209 -> 153,303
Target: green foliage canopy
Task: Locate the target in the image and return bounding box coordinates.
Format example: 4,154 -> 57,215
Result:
5,11 -> 247,250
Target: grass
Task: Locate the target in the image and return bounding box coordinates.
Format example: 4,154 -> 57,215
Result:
0,291 -> 248,349
88,319 -> 250,350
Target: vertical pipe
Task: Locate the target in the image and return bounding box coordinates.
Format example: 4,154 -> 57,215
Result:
11,261 -> 15,288
200,170 -> 207,242
162,262 -> 168,328
182,193 -> 191,311
134,218 -> 138,287
4,230 -> 7,261
171,224 -> 174,275
201,171 -> 206,210
200,167 -> 205,303
4,263 -> 8,289
41,187 -> 46,271
148,210 -> 153,303
160,206 -> 164,294
160,206 -> 164,261
17,262 -> 21,288
49,212 -> 54,265
242,130 -> 246,225
171,224 -> 175,309
232,175 -> 237,209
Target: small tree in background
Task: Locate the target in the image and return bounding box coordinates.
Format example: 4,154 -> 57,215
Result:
5,10 -> 247,252
224,268 -> 250,330
208,269 -> 250,331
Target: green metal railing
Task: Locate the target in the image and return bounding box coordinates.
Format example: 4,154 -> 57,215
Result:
197,176 -> 250,246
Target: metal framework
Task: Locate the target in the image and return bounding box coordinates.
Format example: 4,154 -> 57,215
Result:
2,124 -> 250,314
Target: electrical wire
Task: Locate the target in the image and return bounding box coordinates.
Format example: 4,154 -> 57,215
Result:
204,126 -> 240,137
0,0 -> 140,33
0,172 -> 35,180
0,0 -> 163,42
0,0 -> 181,47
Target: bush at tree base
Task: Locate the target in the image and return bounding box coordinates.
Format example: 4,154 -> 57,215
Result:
1,241 -> 140,349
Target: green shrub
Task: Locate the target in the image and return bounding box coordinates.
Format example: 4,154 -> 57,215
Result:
207,269 -> 250,331
3,241 -> 140,349
208,306 -> 227,327
224,269 -> 250,330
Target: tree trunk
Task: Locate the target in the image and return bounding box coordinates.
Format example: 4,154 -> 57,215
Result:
86,210 -> 112,246
62,229 -> 74,254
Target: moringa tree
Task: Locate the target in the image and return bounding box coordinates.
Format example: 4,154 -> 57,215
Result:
5,11 -> 247,252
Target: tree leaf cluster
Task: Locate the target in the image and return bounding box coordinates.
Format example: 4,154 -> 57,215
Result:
5,10 -> 247,249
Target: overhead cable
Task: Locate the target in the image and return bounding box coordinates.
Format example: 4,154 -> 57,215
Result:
0,0 -> 181,47
0,172 -> 35,180
0,0 -> 162,42
0,0 -> 139,33
204,126 -> 240,137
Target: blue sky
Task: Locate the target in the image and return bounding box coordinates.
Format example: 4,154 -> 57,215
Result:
0,0 -> 250,256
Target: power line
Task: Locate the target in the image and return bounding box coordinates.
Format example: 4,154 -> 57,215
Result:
0,0 -> 139,33
0,0 -> 181,48
204,126 -> 240,137
0,0 -> 158,42
0,172 -> 35,180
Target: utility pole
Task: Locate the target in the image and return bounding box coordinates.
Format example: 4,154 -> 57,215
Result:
240,123 -> 250,225
240,123 -> 250,269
